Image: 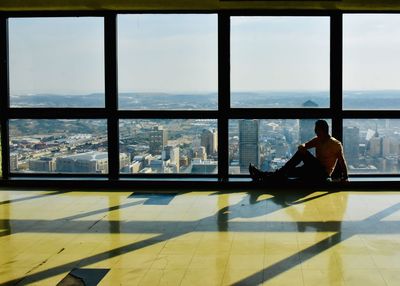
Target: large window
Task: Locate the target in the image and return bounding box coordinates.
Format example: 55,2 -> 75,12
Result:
9,17 -> 105,108
9,120 -> 108,174
119,119 -> 218,174
343,119 -> 400,174
229,119 -> 331,174
231,16 -> 330,108
118,14 -> 218,110
344,14 -> 400,109
0,12 -> 398,182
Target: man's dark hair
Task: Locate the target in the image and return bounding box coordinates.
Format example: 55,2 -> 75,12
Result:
315,119 -> 329,134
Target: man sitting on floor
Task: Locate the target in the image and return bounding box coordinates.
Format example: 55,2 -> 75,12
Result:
249,119 -> 349,183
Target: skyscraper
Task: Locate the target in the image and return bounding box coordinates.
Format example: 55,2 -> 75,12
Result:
162,145 -> 180,172
201,129 -> 218,156
149,126 -> 168,155
343,126 -> 360,165
239,119 -> 259,173
369,136 -> 382,157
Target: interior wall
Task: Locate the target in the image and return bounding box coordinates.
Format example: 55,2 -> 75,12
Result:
0,0 -> 399,12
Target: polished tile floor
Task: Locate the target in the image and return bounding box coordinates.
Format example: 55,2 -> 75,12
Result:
1,188 -> 400,285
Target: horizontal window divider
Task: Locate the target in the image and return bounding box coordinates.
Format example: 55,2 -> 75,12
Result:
117,110 -> 219,119
6,108 -> 109,119
10,173 -> 108,178
342,110 -> 400,118
350,174 -> 400,177
226,10 -> 335,16
10,174 -> 219,179
119,174 -> 219,178
228,108 -> 333,119
342,10 -> 400,14
2,11 -> 400,20
116,10 -> 219,15
1,11 -> 222,19
2,11 -> 113,18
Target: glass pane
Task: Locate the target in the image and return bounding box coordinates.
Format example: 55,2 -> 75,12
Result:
9,17 -> 104,107
118,14 -> 218,110
344,119 -> 400,174
344,15 -> 400,109
119,119 -> 218,174
231,17 -> 330,108
229,119 -> 331,174
9,119 -> 108,174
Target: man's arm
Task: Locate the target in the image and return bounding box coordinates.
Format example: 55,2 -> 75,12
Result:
298,137 -> 318,152
337,145 -> 349,182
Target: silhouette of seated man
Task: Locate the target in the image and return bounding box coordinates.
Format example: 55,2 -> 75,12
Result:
249,120 -> 349,183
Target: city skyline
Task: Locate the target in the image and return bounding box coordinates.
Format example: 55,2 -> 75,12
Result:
8,117 -> 400,175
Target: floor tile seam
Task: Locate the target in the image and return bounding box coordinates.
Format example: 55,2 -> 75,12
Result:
262,230 -> 270,286
298,232 -> 345,284
184,231 -> 226,268
126,266 -> 152,286
360,244 -> 387,274
22,241 -> 85,277
168,247 -> 197,286
218,232 -> 236,286
376,267 -> 397,286
17,252 -> 58,284
301,269 -> 346,285
137,267 -> 165,286
151,233 -> 188,271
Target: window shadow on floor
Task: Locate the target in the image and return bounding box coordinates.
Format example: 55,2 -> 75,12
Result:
2,190 -> 400,285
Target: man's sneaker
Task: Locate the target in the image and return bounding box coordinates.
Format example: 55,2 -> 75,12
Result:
249,164 -> 261,182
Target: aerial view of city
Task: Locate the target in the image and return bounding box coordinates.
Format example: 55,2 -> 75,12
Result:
9,117 -> 218,175
6,92 -> 400,175
5,14 -> 400,176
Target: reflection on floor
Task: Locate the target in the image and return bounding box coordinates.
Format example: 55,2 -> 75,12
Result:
1,188 -> 400,285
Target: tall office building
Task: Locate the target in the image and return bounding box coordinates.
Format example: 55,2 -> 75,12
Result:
239,119 -> 259,173
9,153 -> 18,171
162,145 -> 180,172
343,126 -> 360,165
149,126 -> 168,155
193,146 -> 207,161
201,129 -> 218,156
369,136 -> 382,157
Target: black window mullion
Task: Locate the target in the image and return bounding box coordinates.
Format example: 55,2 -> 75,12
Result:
331,12 -> 343,142
117,110 -> 219,119
229,108 -> 333,119
0,16 -> 9,180
218,13 -> 230,183
105,14 -> 119,181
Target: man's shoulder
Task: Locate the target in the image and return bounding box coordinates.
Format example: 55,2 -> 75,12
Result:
329,137 -> 343,147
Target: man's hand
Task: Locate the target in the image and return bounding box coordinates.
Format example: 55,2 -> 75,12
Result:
298,144 -> 307,154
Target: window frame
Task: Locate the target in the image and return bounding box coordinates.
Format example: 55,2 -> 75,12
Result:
0,10 -> 400,184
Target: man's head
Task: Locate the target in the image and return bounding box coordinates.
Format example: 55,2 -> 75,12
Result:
314,119 -> 329,137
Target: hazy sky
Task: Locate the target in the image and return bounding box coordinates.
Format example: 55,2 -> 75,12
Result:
8,14 -> 400,95
118,14 -> 217,93
231,16 -> 330,92
343,14 -> 400,91
9,17 -> 105,95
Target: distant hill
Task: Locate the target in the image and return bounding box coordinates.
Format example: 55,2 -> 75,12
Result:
9,90 -> 400,109
9,119 -> 107,137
